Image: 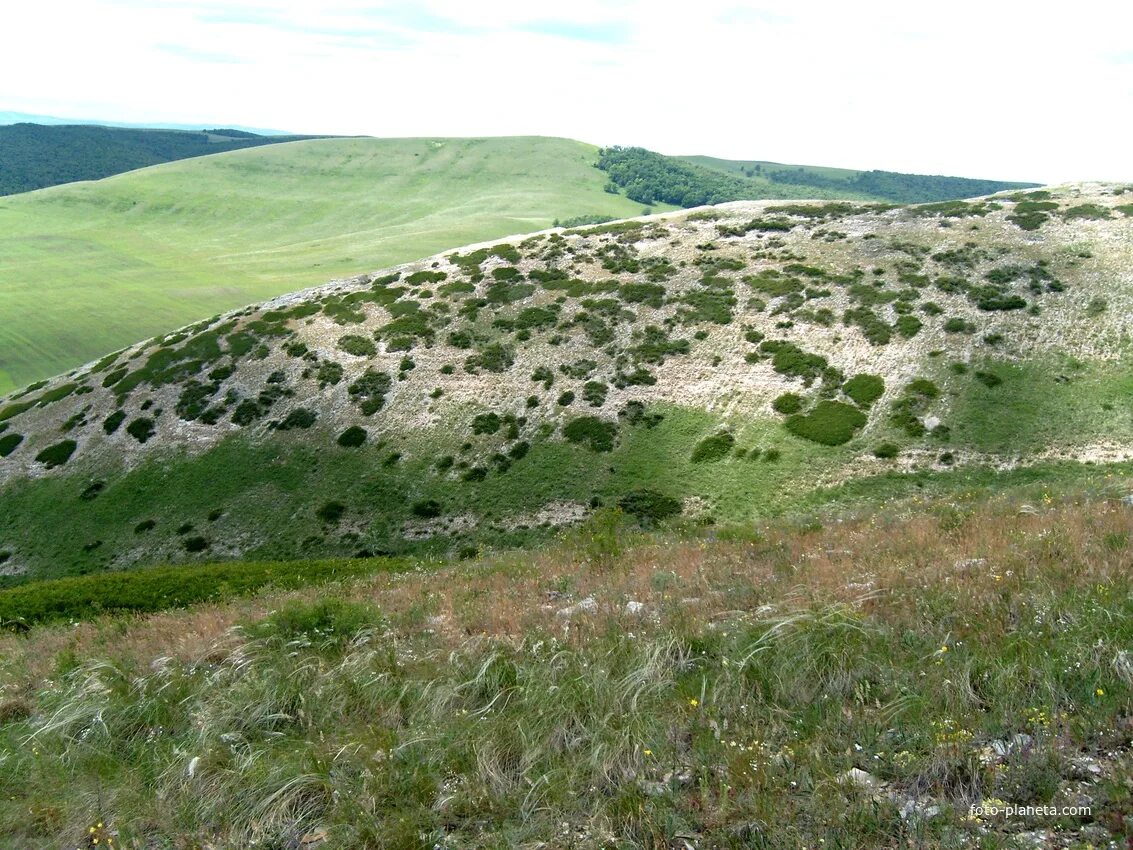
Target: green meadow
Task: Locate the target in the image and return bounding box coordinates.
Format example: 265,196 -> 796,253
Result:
0,136 -> 663,395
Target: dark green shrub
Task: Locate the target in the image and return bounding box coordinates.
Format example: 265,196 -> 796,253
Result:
772,393 -> 804,415
617,489 -> 682,523
583,381 -> 608,407
134,519 -> 156,534
231,399 -> 262,426
563,416 -> 617,452
337,334 -> 377,357
620,282 -> 666,307
79,481 -> 105,501
873,442 -> 899,459
557,391 -> 575,406
316,501 -> 347,524
560,359 -> 597,379
690,432 -> 735,463
531,366 -> 554,389
762,341 -> 828,382
465,343 -> 514,373
508,441 -> 530,460
842,374 -> 885,407
100,410 -> 127,435
35,439 -> 78,468
183,536 -> 209,553
895,314 -> 923,338
943,317 -> 976,334
348,369 -> 393,415
472,412 -> 501,435
316,360 -> 343,387
785,401 -> 866,446
462,467 -> 488,482
337,426 -> 367,447
630,326 -> 689,364
763,448 -> 782,461
447,329 -> 474,349
126,417 -> 156,444
974,370 -> 1002,388
274,407 -> 317,430
411,499 -> 443,518
406,270 -> 447,285
0,433 -> 22,457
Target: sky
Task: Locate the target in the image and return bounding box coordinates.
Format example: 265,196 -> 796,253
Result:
3,0 -> 1131,183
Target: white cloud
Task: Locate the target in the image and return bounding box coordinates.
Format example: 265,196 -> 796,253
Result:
3,0 -> 1130,182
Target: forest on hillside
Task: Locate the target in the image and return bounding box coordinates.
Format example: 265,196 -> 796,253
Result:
0,123 -> 322,195
597,146 -> 1038,206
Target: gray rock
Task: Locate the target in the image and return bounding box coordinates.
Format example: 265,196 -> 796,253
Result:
556,597 -> 597,618
624,600 -> 646,616
839,767 -> 885,792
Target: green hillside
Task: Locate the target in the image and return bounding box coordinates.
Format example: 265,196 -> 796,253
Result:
2,185 -> 1131,583
0,123 -> 325,196
0,137 -> 663,395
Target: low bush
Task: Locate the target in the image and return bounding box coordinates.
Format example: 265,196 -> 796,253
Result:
943,317 -> 976,334
873,442 -> 899,459
411,499 -> 443,519
338,334 -> 377,357
785,401 -> 866,446
126,417 -> 156,443
582,381 -> 608,407
317,501 -> 347,524
465,343 -> 515,374
472,412 -> 501,435
617,488 -> 682,523
691,432 -> 735,463
274,408 -> 317,430
0,433 -> 22,457
563,416 -> 617,452
0,557 -> 404,626
35,439 -> 77,468
348,369 -> 393,415
772,393 -> 804,415
842,374 -> 885,407
337,426 -> 367,447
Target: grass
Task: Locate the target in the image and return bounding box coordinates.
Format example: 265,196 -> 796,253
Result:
0,490 -> 1129,848
0,137 -> 669,395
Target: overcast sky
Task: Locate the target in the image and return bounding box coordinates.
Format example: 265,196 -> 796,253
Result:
4,0 -> 1131,183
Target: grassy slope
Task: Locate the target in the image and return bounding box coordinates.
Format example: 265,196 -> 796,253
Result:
0,136 -> 662,394
1,490 -> 1130,848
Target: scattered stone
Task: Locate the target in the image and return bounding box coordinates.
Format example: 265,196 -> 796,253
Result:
624,600 -> 646,615
954,557 -> 987,572
991,732 -> 1034,757
556,597 -> 597,618
839,767 -> 885,792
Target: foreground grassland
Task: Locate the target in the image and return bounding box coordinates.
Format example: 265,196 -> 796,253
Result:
0,491 -> 1130,848
0,137 -> 661,394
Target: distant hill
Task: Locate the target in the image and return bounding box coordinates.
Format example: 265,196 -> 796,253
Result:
678,152 -> 1040,204
0,123 -> 326,195
0,109 -> 290,135
0,136 -> 670,394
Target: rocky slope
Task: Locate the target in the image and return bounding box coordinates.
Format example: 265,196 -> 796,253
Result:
1,184 -> 1131,579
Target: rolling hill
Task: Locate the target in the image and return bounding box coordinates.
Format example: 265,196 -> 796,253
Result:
0,136 -> 668,395
1,183 -> 1130,583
